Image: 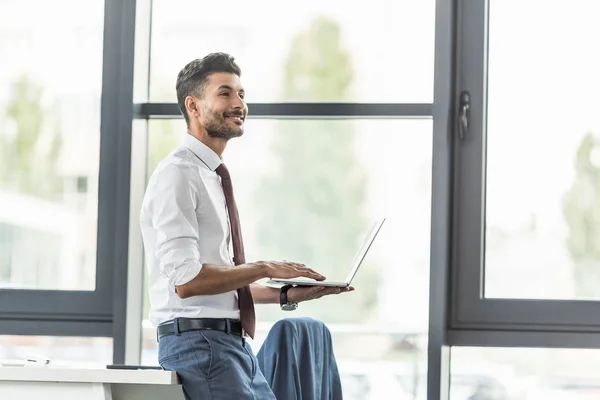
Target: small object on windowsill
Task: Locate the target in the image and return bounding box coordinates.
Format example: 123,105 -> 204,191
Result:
106,364 -> 162,370
24,355 -> 51,368
0,359 -> 26,367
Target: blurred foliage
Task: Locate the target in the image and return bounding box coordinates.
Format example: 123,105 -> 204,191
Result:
253,17 -> 380,323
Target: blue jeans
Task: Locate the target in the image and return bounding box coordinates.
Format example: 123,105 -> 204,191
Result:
158,328 -> 276,400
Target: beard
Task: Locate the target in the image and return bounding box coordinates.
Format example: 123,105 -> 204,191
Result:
204,109 -> 244,140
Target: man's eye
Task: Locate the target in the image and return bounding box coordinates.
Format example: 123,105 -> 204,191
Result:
220,92 -> 229,97
239,94 -> 245,100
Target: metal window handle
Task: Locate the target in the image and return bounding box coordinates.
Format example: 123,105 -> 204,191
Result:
458,91 -> 470,139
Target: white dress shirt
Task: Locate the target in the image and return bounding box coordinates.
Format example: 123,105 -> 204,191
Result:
140,133 -> 239,326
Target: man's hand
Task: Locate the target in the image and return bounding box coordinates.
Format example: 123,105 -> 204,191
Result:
254,261 -> 326,281
287,286 -> 355,303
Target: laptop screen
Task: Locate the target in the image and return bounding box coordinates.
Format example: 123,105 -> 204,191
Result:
343,218 -> 386,284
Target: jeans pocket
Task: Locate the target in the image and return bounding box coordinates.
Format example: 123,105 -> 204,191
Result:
241,342 -> 256,379
158,353 -> 180,370
189,331 -> 213,379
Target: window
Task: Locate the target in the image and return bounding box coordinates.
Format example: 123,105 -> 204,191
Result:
451,347 -> 600,399
0,0 -> 135,348
452,0 -> 600,331
139,119 -> 432,398
148,0 -> 435,103
0,335 -> 112,368
484,0 -> 600,301
0,0 -> 104,291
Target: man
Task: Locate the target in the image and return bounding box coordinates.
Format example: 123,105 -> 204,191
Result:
140,52 -> 352,399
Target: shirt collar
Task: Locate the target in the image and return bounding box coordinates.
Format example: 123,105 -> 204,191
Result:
183,133 -> 222,172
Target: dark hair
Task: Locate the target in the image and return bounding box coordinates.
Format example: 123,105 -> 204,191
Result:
175,52 -> 242,126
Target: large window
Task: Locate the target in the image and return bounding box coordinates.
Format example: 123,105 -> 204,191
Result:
0,0 -> 104,291
0,335 -> 112,368
452,0 -> 600,339
451,347 -> 600,399
138,119 -> 433,398
0,0 -> 135,355
129,1 -> 437,397
11,0 -> 600,397
484,0 -> 600,301
148,0 -> 435,103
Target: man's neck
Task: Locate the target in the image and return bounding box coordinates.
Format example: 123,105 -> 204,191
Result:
187,130 -> 227,158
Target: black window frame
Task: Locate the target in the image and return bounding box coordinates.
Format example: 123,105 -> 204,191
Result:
0,0 -> 136,364
16,1 -> 600,396
450,0 -> 600,350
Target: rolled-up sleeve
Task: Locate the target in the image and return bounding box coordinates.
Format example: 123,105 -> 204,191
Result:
146,163 -> 203,290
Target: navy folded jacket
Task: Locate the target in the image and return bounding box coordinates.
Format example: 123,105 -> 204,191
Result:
256,317 -> 344,400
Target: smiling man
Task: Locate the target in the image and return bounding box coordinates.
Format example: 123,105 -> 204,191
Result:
140,53 -> 352,399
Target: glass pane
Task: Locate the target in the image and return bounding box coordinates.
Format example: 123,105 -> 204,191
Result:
0,1 -> 104,290
484,0 -> 600,300
148,0 -> 435,103
0,335 -> 112,368
139,119 -> 432,399
451,347 -> 600,400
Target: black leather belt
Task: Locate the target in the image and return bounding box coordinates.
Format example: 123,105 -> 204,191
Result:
157,318 -> 245,341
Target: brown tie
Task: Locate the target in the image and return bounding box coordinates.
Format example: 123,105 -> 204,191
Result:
215,163 -> 256,338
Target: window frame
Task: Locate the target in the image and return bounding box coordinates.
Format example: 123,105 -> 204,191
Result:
127,0 -> 447,381
0,0 -> 136,361
450,0 -> 600,348
17,0 -> 596,390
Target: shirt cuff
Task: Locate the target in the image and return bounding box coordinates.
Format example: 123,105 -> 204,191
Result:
169,261 -> 203,291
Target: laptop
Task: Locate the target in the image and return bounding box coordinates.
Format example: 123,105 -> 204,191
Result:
265,218 -> 385,288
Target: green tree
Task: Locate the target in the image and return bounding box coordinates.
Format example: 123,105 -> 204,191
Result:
253,17 -> 379,323
562,132 -> 600,298
0,75 -> 63,199
145,73 -> 183,178
147,119 -> 181,177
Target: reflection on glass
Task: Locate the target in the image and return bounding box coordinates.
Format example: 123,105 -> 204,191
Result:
485,0 -> 600,300
149,0 -> 434,103
0,335 -> 112,367
451,347 -> 600,400
139,119 -> 432,399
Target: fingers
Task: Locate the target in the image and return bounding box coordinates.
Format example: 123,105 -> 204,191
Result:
318,286 -> 353,297
301,268 -> 326,281
262,260 -> 326,281
281,261 -> 325,281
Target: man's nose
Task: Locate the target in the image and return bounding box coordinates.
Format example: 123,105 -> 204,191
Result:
231,94 -> 245,109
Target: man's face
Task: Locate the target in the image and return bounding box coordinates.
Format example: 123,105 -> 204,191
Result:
196,72 -> 248,140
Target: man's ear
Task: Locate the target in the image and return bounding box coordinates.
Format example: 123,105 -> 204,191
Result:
185,96 -> 201,119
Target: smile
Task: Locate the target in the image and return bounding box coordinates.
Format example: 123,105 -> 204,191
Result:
226,115 -> 244,125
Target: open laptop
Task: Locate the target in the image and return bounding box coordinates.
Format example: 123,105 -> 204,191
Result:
265,218 -> 385,288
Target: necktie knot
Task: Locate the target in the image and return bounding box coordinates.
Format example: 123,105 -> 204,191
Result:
216,163 -> 231,180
